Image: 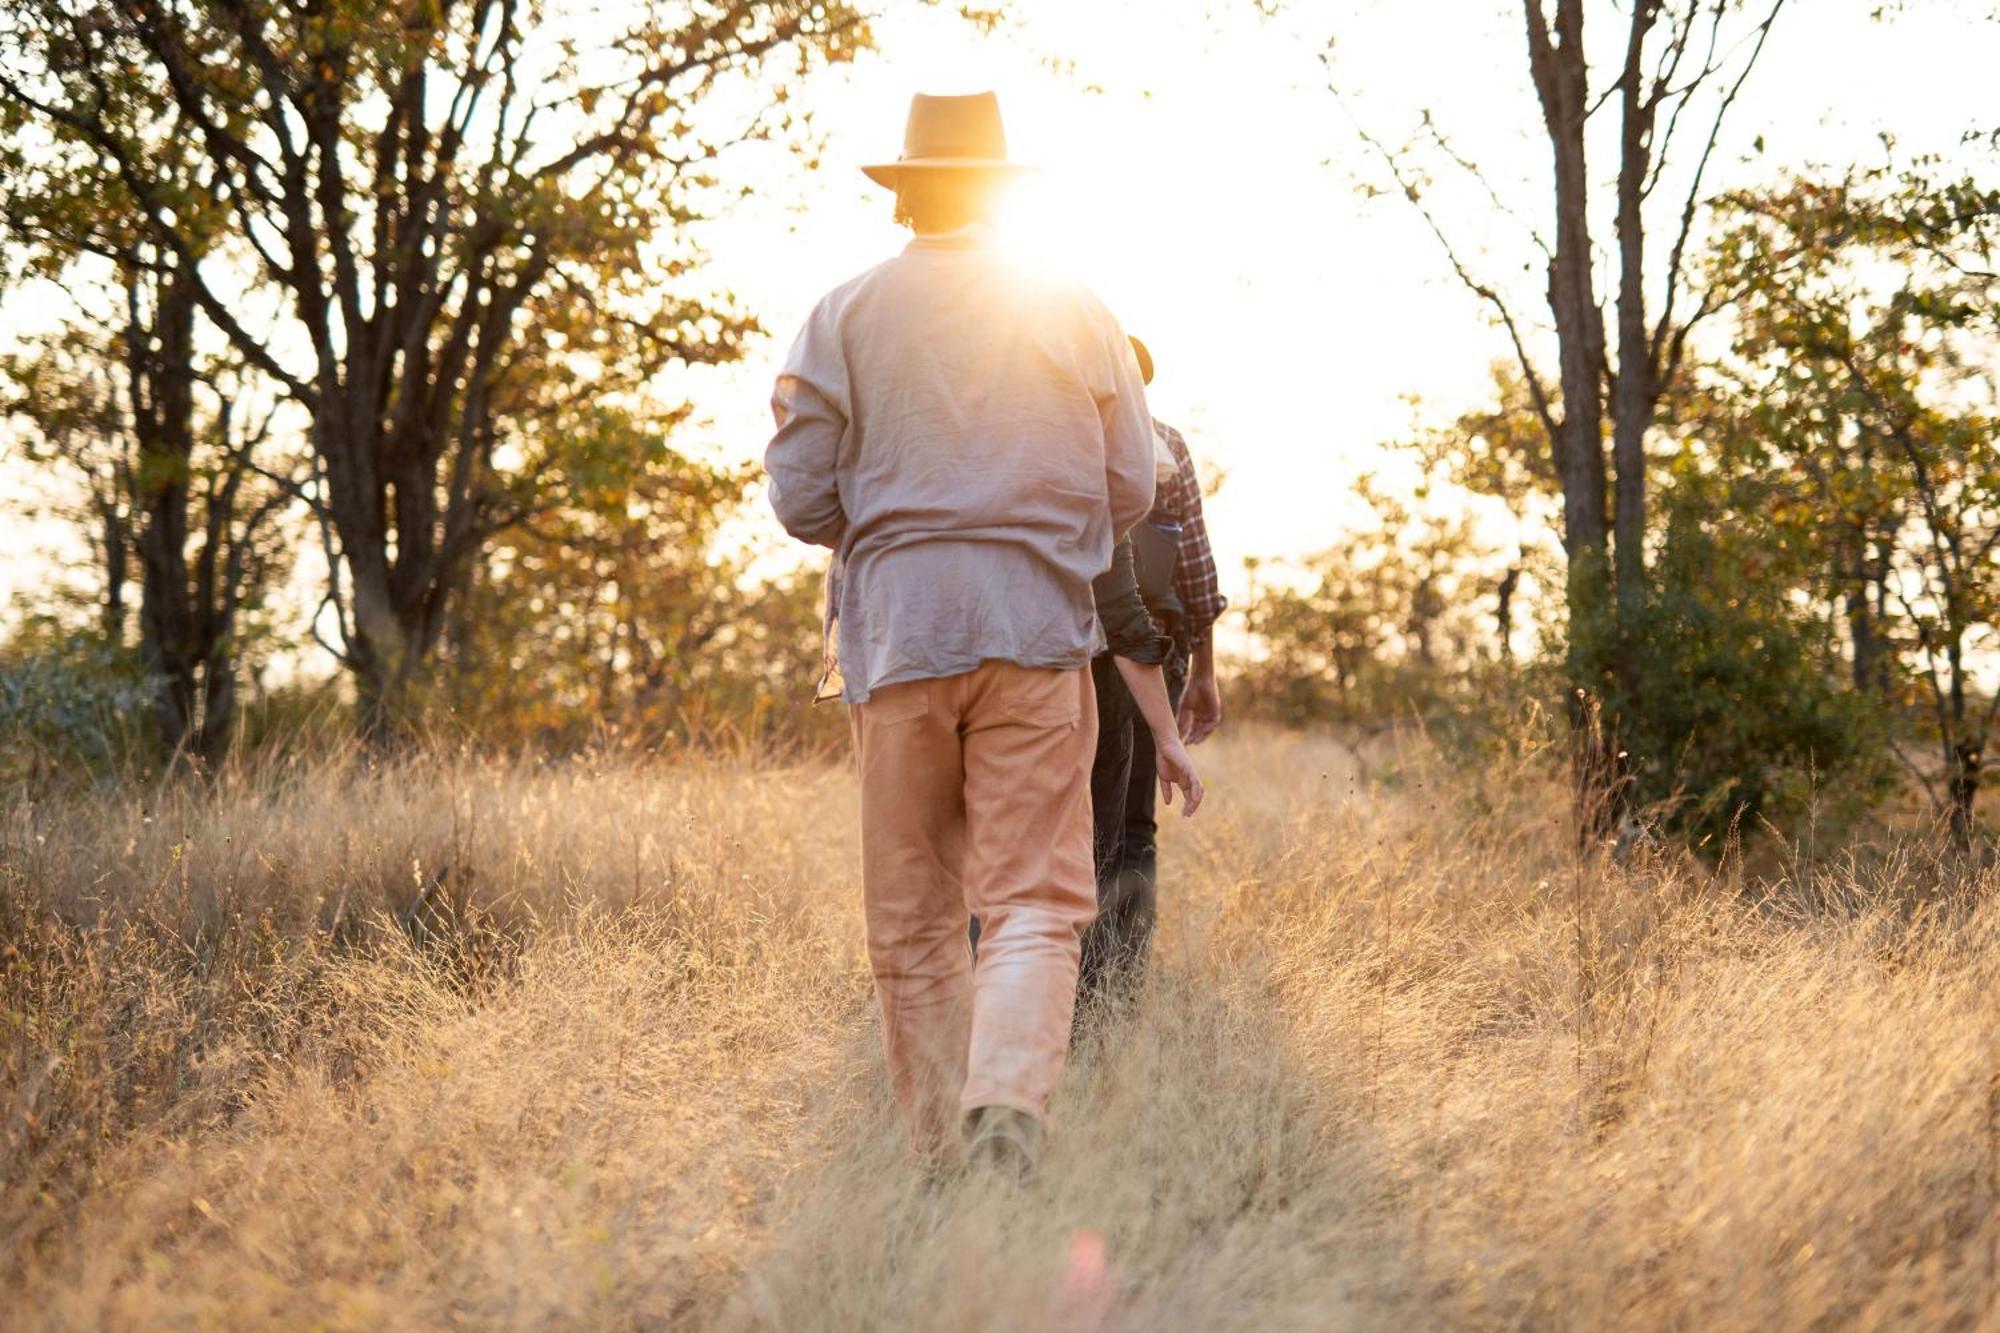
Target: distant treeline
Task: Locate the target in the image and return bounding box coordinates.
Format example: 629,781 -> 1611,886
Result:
4,2 -> 1999,854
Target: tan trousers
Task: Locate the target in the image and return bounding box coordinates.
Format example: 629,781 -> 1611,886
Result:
851,661 -> 1098,1150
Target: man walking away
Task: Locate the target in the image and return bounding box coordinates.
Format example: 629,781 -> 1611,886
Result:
1077,336 -> 1228,1012
764,92 -> 1179,1177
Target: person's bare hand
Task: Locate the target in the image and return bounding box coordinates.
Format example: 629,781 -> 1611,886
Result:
1177,673 -> 1222,745
1155,734 -> 1205,817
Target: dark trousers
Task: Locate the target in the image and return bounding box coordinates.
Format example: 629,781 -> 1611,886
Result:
969,651 -> 1185,1006
1076,650 -> 1185,1007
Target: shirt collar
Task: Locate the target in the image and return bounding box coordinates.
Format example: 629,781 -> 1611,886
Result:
904,222 -> 999,253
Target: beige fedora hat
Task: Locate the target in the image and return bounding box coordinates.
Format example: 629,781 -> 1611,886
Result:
861,91 -> 1035,189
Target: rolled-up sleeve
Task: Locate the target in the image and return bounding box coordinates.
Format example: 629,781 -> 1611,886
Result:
1094,538 -> 1173,664
1095,316 -> 1156,541
765,308 -> 848,549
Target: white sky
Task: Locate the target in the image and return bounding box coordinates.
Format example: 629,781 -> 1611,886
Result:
675,0 -> 2000,595
6,0 -> 1999,627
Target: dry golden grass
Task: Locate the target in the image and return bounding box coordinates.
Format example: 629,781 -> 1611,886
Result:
4,727 -> 1999,1329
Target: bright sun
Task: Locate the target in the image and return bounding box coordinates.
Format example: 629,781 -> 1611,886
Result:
990,175 -> 1093,282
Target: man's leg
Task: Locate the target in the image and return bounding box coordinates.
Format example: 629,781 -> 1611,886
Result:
1077,653 -> 1135,1004
852,677 -> 972,1154
975,653 -> 1128,961
957,662 -> 1098,1123
1099,659 -> 1185,997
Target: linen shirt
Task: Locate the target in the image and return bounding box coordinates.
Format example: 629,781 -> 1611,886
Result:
766,227 -> 1157,703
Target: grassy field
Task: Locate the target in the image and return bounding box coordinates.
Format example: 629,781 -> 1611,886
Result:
3,727 -> 1998,1329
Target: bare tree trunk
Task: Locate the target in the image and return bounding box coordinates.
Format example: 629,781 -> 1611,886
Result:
1497,564 -> 1522,664
97,496 -> 129,646
1945,633 -> 1979,851
1526,0 -> 1621,836
1610,1 -> 1664,698
125,260 -> 279,770
1948,736 -> 1980,852
130,267 -> 201,765
1844,586 -> 1880,692
1528,2 -> 1610,568
1843,533 -> 1891,694
196,640 -> 236,766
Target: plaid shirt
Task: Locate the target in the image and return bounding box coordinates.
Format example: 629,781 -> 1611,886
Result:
1152,420 -> 1226,643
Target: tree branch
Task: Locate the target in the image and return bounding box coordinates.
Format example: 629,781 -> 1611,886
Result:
1649,0 -> 1787,377
1341,95 -> 1563,447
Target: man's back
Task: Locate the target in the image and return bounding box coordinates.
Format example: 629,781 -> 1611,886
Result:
767,227 -> 1155,702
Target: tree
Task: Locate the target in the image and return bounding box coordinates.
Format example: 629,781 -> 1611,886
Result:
437,402 -> 827,751
1340,0 -> 1788,831
3,267 -> 296,767
1625,424 -> 1892,848
1352,353 -> 1890,846
3,29 -> 298,766
2,78 -> 297,768
1706,165 -> 2000,847
1,0 -> 869,737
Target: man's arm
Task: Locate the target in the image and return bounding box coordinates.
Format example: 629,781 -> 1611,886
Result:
1179,636 -> 1222,745
1115,655 -> 1204,816
764,318 -> 848,548
1095,537 -> 1173,665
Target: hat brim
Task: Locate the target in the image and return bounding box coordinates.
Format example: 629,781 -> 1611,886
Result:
861,160 -> 1038,190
